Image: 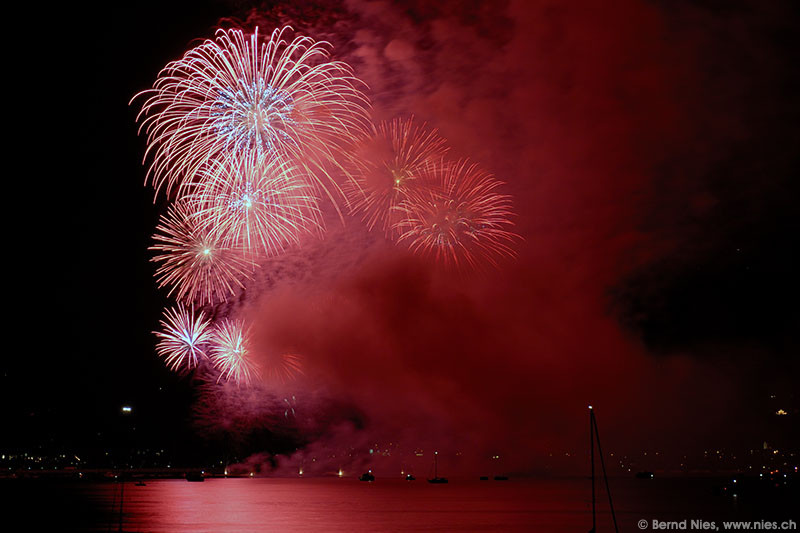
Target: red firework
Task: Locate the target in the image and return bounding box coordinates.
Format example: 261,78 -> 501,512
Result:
262,352 -> 304,384
150,200 -> 255,306
394,159 -> 519,270
210,319 -> 261,386
344,116 -> 449,235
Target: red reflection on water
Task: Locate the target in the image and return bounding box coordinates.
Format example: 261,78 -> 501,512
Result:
115,478 -> 592,532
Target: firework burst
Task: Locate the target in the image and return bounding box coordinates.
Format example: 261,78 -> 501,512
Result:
189,151 -> 321,255
133,26 -> 371,200
264,353 -> 304,383
210,319 -> 261,385
154,305 -> 214,372
344,117 -> 449,234
394,159 -> 519,270
150,201 -> 255,306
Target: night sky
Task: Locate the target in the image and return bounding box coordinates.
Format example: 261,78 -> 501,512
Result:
7,0 -> 798,473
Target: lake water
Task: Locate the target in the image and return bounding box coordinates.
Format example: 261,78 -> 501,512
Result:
3,476 -> 795,532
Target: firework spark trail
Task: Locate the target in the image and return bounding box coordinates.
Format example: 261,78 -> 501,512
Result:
150,200 -> 256,306
154,304 -> 214,372
189,151 -> 322,256
264,353 -> 304,384
284,395 -> 297,419
394,159 -> 519,270
133,26 -> 371,202
344,116 -> 449,235
211,319 -> 261,385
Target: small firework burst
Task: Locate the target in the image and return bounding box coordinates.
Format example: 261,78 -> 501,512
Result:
154,305 -> 214,372
394,159 -> 519,270
190,151 -> 321,255
133,26 -> 371,200
210,319 -> 260,385
150,201 -> 255,305
264,353 -> 304,383
344,117 -> 449,234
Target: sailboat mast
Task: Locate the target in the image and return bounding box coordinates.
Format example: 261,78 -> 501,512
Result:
588,405 -> 619,533
589,405 -> 596,533
593,408 -> 619,533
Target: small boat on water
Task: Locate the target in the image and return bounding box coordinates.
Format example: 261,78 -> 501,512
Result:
406,474 -> 416,481
635,471 -> 654,479
359,471 -> 375,482
479,476 -> 489,480
427,451 -> 448,484
494,476 -> 509,481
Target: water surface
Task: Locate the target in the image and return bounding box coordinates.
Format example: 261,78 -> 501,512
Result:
4,476 -> 793,532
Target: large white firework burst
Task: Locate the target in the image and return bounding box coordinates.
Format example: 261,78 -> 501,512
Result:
133,26 -> 371,202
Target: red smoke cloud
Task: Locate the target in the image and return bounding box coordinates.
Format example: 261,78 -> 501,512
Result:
197,0 -> 795,474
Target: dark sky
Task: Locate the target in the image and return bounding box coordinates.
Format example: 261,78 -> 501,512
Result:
7,0 -> 798,472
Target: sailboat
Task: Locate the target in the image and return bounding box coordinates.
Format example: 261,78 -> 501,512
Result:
588,405 -> 618,533
427,451 -> 448,484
